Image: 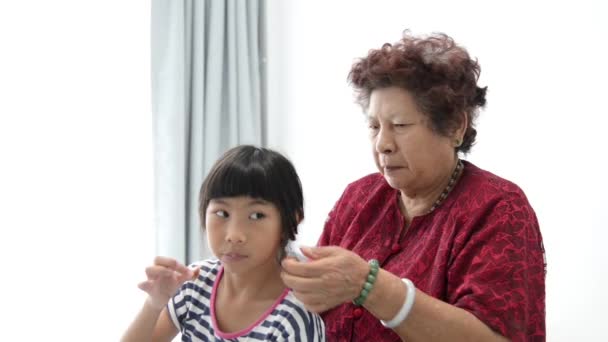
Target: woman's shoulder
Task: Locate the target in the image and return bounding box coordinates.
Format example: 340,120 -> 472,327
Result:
457,161 -> 538,225
462,161 -> 530,202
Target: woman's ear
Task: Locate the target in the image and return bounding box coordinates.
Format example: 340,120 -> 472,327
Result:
453,111 -> 468,147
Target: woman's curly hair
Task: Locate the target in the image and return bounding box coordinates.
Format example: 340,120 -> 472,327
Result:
348,31 -> 487,153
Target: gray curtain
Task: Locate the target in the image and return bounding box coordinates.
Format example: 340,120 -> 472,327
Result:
151,0 -> 266,263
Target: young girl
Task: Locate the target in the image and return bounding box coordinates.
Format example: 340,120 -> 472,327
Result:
122,145 -> 325,341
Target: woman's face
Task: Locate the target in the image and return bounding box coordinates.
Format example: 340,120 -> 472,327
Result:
367,87 -> 459,196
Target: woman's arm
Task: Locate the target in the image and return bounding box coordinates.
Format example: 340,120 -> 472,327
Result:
281,247 -> 509,342
366,268 -> 508,342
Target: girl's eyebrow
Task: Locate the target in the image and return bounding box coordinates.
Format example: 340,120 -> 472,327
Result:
209,198 -> 270,206
248,199 -> 270,206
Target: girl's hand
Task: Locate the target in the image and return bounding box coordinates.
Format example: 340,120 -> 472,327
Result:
280,246 -> 370,313
137,256 -> 200,310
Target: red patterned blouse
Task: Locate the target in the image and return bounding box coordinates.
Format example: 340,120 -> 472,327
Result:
319,161 -> 546,342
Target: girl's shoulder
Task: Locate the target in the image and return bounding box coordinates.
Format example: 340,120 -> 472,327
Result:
190,257 -> 220,268
278,290 -> 319,318
275,291 -> 325,339
189,258 -> 221,282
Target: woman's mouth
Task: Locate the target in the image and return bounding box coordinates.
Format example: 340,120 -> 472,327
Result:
384,166 -> 403,172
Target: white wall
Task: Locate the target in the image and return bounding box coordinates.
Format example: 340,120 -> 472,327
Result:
266,0 -> 608,340
0,1 -> 153,341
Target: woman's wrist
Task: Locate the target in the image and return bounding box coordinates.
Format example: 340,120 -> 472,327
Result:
363,269 -> 410,322
380,278 -> 416,328
352,259 -> 379,306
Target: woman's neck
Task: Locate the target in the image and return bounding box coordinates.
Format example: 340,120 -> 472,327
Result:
399,158 -> 461,221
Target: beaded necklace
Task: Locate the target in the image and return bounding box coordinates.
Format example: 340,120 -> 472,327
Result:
427,159 -> 464,213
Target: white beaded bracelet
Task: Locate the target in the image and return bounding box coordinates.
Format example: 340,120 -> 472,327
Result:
381,278 -> 416,329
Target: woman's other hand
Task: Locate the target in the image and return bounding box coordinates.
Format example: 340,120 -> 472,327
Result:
137,256 -> 199,310
281,246 -> 369,313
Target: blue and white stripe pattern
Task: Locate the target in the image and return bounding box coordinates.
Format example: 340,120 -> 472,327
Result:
167,259 -> 325,341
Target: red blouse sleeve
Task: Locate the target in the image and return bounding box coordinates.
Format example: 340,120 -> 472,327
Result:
447,196 -> 546,341
317,183 -> 351,247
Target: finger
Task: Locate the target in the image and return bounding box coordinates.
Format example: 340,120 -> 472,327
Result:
154,256 -> 178,267
177,266 -> 199,283
174,262 -> 193,276
281,271 -> 324,292
138,280 -> 153,293
191,267 -> 200,280
301,246 -> 342,259
294,291 -> 327,304
283,256 -> 298,262
306,302 -> 331,314
281,257 -> 328,278
153,256 -> 190,275
290,291 -> 330,313
146,265 -> 176,279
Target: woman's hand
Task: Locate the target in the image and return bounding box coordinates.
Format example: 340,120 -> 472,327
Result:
280,246 -> 370,313
137,256 -> 199,310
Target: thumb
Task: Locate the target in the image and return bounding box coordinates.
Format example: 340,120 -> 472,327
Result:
138,280 -> 153,293
177,266 -> 200,283
300,246 -> 342,260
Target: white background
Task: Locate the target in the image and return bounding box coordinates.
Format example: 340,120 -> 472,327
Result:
0,1 -> 153,341
0,0 -> 606,341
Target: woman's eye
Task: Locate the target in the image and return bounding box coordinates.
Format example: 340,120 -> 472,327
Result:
249,212 -> 266,220
215,210 -> 228,218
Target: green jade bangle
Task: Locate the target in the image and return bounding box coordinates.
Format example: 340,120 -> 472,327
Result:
353,259 -> 379,306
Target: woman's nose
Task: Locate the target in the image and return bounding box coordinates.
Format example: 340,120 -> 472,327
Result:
375,128 -> 395,154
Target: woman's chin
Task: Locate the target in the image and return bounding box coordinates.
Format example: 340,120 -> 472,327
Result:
382,174 -> 405,189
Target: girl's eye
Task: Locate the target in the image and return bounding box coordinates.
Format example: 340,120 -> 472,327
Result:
249,212 -> 266,220
215,210 -> 228,218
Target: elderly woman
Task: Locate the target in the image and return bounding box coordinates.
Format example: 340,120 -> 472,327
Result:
281,32 -> 546,341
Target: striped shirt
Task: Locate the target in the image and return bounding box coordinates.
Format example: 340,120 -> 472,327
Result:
167,259 -> 325,341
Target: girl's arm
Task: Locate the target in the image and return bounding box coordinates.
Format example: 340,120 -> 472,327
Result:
120,300 -> 177,342
121,256 -> 197,342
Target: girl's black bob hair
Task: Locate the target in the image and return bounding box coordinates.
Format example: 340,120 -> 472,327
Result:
198,145 -> 304,244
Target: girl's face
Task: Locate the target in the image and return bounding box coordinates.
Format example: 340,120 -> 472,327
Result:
206,196 -> 283,275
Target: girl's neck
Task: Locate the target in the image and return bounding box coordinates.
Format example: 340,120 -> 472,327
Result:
213,262 -> 288,334
219,262 -> 285,302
